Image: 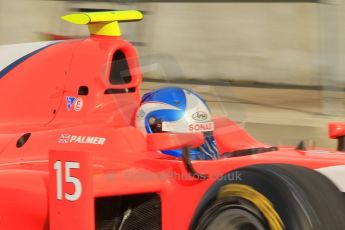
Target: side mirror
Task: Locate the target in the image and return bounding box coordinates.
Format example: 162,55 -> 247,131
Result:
146,132 -> 204,151
329,122 -> 345,151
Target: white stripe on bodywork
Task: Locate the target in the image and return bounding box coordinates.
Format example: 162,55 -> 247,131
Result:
0,41 -> 58,72
317,165 -> 345,192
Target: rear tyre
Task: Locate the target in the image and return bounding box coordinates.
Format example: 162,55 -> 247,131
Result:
195,164 -> 345,230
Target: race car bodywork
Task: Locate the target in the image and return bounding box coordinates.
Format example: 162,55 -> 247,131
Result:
1,10 -> 345,230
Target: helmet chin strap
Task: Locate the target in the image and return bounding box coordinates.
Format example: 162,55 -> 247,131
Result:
182,146 -> 209,180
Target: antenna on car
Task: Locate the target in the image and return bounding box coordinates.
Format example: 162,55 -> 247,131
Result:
61,10 -> 143,36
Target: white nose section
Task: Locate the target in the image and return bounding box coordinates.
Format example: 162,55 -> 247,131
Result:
0,41 -> 58,73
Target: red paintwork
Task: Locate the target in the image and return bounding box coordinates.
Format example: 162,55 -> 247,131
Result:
329,122 -> 345,139
147,132 -> 204,151
0,34 -> 345,230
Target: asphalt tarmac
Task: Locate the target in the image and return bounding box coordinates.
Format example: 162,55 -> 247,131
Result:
141,81 -> 345,148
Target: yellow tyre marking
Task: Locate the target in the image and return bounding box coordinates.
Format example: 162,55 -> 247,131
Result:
218,184 -> 284,230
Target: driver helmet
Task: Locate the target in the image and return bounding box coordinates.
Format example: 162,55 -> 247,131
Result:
135,87 -> 219,160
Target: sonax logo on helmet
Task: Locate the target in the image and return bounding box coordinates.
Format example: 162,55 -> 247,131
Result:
188,122 -> 214,132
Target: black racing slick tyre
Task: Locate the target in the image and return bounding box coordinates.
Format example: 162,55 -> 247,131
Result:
194,164 -> 345,230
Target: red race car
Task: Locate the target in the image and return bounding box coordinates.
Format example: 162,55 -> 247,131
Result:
1,10 -> 345,230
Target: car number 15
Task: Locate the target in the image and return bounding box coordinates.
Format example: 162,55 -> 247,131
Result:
54,161 -> 82,201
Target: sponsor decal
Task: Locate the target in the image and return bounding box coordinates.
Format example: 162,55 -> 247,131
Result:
66,96 -> 76,111
58,134 -> 71,144
66,96 -> 83,111
192,111 -> 208,121
58,134 -> 106,145
74,98 -> 83,112
188,122 -> 214,132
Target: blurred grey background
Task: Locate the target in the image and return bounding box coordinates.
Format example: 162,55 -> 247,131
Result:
0,0 -> 344,148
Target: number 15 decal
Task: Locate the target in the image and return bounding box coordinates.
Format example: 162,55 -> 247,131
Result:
54,161 -> 82,201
